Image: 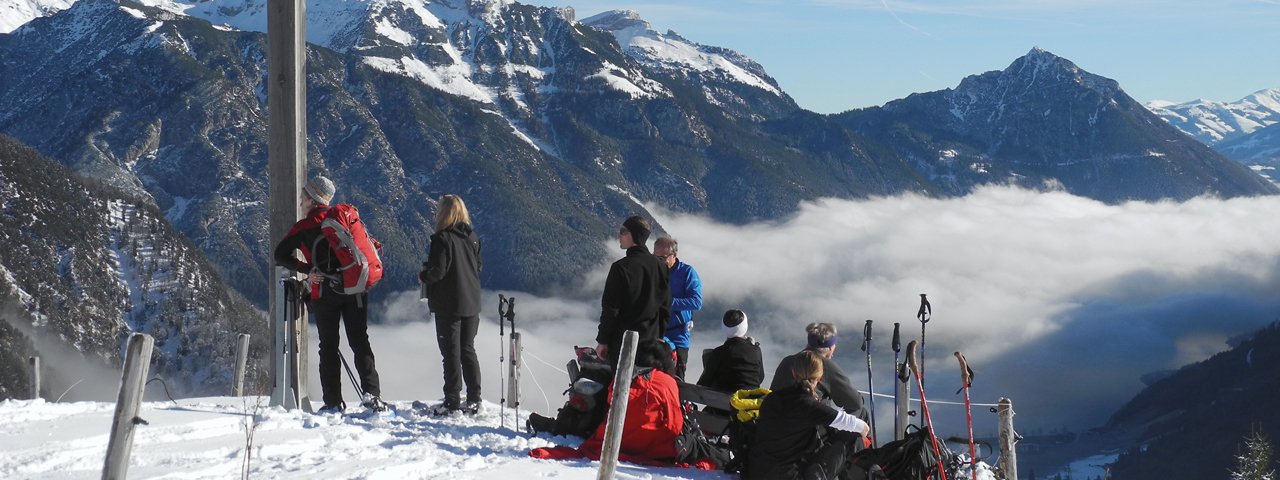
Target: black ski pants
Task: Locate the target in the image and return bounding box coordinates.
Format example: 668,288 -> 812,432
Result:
435,314 -> 482,405
674,347 -> 689,381
802,430 -> 864,480
312,291 -> 381,407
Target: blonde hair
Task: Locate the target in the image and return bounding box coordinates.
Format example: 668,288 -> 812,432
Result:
791,350 -> 825,399
435,195 -> 472,231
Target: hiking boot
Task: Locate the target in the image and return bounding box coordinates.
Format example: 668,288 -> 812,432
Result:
317,402 -> 345,415
462,400 -> 482,416
430,400 -> 461,416
361,394 -> 388,413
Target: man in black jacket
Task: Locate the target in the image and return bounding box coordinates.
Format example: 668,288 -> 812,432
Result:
697,309 -> 764,394
770,322 -> 869,421
595,216 -> 672,367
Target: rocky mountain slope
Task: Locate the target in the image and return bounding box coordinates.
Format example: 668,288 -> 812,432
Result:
0,134 -> 266,400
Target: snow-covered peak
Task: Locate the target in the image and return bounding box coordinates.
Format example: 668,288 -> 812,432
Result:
0,0 -> 75,33
1146,87 -> 1280,145
581,8 -> 780,96
580,8 -> 646,31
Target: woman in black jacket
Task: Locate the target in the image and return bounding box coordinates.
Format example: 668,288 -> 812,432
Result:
421,195 -> 483,415
747,350 -> 870,480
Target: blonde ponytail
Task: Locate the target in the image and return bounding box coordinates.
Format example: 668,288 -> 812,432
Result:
791,350 -> 825,400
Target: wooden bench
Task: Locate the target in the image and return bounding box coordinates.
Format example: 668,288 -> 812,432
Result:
677,381 -> 734,436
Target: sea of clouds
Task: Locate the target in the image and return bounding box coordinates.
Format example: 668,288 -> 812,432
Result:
335,185 -> 1280,435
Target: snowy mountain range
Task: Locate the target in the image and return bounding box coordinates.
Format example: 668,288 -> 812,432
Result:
836,48 -> 1277,202
1,0 -> 1275,306
1147,89 -> 1280,172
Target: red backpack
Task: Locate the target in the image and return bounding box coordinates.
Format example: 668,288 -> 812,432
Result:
317,204 -> 384,294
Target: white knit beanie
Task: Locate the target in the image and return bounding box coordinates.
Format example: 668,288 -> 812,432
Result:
722,310 -> 748,339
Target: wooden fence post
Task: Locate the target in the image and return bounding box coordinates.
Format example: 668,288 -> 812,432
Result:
597,331 -> 640,480
233,334 -> 251,396
102,333 -> 154,480
998,397 -> 1018,480
28,356 -> 40,400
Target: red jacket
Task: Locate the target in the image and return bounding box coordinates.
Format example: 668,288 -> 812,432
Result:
577,368 -> 683,461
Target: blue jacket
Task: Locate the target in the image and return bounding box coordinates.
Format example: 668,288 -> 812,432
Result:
662,260 -> 702,348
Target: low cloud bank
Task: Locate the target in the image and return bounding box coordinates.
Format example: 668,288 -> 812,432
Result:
351,186 -> 1280,435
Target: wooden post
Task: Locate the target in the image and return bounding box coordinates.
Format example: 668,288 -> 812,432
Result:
266,0 -> 307,409
233,334 -> 251,396
28,356 -> 40,400
597,331 -> 639,480
997,397 -> 1018,480
102,333 -> 154,480
895,362 -> 910,441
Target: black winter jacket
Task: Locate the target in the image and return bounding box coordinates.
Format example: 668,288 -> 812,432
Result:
771,349 -> 868,420
422,223 -> 482,316
596,245 -> 671,353
746,384 -> 841,480
696,336 -> 764,394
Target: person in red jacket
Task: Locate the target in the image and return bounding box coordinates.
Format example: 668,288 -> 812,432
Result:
575,339 -> 684,462
273,176 -> 384,414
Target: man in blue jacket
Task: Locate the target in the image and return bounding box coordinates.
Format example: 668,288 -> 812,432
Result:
654,236 -> 702,380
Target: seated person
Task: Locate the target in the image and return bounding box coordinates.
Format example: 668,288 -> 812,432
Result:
697,309 -> 764,395
747,351 -> 870,480
771,322 -> 869,421
576,339 -> 684,462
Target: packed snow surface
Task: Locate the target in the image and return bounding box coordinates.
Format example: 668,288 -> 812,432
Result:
0,396 -> 731,479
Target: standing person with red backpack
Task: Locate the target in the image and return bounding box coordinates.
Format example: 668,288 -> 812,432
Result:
420,195 -> 483,416
274,176 -> 386,415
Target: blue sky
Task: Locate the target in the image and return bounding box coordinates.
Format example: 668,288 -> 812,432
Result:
523,0 -> 1280,114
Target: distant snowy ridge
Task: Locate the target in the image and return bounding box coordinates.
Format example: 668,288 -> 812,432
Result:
1146,88 -> 1280,145
581,9 -> 781,97
0,0 -> 73,33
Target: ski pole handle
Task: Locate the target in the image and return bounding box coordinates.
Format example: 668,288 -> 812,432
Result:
507,297 -> 516,329
905,340 -> 919,373
954,351 -> 974,388
917,293 -> 931,323
498,294 -> 508,335
862,320 -> 873,352
892,322 -> 901,353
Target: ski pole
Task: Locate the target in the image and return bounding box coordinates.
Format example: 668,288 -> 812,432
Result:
892,322 -> 902,435
338,351 -> 366,400
955,351 -> 977,480
861,319 -> 877,444
916,293 -> 932,399
505,296 -> 519,429
498,294 -> 510,428
906,340 -> 948,480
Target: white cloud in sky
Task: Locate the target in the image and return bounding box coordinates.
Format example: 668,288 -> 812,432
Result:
343,186 -> 1280,434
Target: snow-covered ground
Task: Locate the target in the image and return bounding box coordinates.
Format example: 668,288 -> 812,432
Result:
0,396 -> 732,479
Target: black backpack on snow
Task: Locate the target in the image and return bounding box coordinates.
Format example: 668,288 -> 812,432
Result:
526,347 -> 613,438
849,425 -> 956,480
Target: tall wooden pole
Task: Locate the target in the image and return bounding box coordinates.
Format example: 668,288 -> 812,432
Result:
102,334 -> 154,480
597,331 -> 640,480
267,0 -> 307,409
